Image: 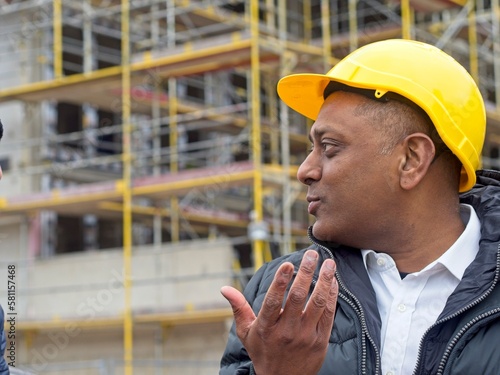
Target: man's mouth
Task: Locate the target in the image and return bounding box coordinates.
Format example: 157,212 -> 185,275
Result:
306,195 -> 320,215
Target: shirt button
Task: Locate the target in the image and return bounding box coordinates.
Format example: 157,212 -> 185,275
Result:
398,303 -> 406,312
377,258 -> 386,266
386,372 -> 394,375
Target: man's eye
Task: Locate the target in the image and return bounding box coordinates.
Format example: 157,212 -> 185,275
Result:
322,143 -> 335,152
309,142 -> 340,154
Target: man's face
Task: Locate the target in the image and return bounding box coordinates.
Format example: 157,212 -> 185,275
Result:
297,91 -> 400,248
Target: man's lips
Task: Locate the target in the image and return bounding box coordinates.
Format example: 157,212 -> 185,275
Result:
306,196 -> 320,215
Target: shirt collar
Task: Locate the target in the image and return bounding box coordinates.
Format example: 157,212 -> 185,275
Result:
431,204 -> 480,280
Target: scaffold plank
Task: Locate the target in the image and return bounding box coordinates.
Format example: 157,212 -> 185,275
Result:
6,308 -> 234,332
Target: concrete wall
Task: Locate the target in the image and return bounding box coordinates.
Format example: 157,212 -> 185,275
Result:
0,100 -> 37,199
0,217 -> 24,260
0,6 -> 46,198
0,237 -> 234,320
18,322 -> 230,375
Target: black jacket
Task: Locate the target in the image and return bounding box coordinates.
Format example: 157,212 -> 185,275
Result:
220,170 -> 500,375
0,306 -> 10,374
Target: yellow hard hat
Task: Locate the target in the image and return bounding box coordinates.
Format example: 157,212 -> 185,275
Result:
277,39 -> 486,192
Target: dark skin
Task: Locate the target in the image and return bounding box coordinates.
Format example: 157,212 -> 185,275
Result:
221,252 -> 338,375
221,91 -> 465,374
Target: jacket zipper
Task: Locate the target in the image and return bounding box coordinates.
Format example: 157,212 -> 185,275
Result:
436,307 -> 500,375
308,233 -> 381,375
412,243 -> 500,375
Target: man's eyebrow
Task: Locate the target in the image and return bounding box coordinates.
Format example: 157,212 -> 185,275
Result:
308,125 -> 347,147
308,126 -> 329,142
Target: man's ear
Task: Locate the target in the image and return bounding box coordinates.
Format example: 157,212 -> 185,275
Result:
398,133 -> 435,190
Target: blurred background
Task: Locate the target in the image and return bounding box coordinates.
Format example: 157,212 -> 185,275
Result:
0,0 -> 499,374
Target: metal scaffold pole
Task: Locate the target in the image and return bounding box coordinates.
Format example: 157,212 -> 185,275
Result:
468,0 -> 479,83
321,0 -> 331,71
250,0 -> 265,271
169,77 -> 180,242
303,0 -> 312,42
349,0 -> 358,51
401,0 -> 412,39
53,0 -> 63,79
493,0 -> 500,110
121,0 -> 134,374
278,0 -> 292,255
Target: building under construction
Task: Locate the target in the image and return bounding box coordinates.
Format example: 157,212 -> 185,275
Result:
0,0 -> 499,374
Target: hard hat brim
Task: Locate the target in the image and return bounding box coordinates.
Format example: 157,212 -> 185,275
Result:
277,73 -> 338,121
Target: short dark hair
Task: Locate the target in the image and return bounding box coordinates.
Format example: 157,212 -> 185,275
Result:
0,119 -> 3,140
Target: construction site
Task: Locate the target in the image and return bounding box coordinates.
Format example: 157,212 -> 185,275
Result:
0,0 -> 499,374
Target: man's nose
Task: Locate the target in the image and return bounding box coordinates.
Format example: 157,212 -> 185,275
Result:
297,153 -> 321,185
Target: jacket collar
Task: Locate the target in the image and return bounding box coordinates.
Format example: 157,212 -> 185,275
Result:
438,169 -> 500,318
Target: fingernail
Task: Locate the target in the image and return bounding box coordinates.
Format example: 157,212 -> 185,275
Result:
325,259 -> 335,271
281,268 -> 292,277
220,286 -> 229,296
306,251 -> 318,261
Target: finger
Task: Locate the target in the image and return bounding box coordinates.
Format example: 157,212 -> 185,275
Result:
281,250 -> 319,324
221,285 -> 256,338
256,262 -> 294,328
302,258 -> 337,330
317,270 -> 338,335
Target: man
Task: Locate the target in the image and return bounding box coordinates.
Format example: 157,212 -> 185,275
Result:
0,308 -> 7,374
219,39 -> 500,375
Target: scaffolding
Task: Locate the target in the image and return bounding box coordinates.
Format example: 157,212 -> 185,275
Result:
0,0 -> 499,374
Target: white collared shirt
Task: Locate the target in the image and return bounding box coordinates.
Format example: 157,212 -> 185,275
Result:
361,204 -> 481,375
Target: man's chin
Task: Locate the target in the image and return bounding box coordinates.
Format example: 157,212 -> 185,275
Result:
312,222 -> 361,249
311,223 -> 332,242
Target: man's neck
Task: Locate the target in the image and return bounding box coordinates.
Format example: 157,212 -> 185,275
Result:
381,208 -> 465,273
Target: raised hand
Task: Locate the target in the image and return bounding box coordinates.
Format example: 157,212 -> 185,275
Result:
221,250 -> 338,375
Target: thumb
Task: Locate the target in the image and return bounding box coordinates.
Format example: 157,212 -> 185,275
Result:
221,285 -> 256,334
